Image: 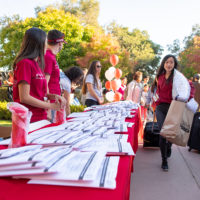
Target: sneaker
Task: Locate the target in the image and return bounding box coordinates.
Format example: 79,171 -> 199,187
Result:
161,159 -> 168,171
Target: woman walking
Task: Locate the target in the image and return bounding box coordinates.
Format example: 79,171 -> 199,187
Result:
152,54 -> 190,171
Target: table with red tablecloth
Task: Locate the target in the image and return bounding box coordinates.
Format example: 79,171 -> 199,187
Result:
0,108 -> 140,200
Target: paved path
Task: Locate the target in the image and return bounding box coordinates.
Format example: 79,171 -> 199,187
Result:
130,144 -> 200,200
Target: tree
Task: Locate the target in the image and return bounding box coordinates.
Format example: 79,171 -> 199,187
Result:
167,39 -> 181,57
179,36 -> 200,77
60,0 -> 100,26
76,29 -> 121,81
0,7 -> 95,69
177,25 -> 200,77
107,22 -> 163,78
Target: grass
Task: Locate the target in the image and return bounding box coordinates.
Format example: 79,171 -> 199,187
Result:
0,120 -> 12,127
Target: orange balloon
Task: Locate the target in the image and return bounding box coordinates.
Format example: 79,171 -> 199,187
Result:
115,68 -> 122,79
111,80 -> 117,92
110,55 -> 119,66
105,81 -> 111,90
114,92 -> 122,102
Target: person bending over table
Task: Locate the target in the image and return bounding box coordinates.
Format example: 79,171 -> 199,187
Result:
60,66 -> 84,116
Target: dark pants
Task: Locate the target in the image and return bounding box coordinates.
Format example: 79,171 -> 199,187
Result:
155,103 -> 172,159
85,99 -> 99,107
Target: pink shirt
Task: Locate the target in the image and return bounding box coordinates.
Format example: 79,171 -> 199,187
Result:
44,49 -> 61,95
13,59 -> 47,123
117,85 -> 126,100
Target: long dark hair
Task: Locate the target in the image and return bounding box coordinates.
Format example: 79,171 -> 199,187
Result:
82,60 -> 100,94
13,27 -> 46,70
151,54 -> 178,92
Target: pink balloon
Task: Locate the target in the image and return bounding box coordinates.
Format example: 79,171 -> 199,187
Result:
111,80 -> 117,92
110,55 -> 119,66
115,68 -> 122,79
114,92 -> 122,102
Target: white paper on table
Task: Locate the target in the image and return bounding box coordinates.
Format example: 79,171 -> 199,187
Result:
67,117 -> 91,122
28,129 -> 82,145
0,163 -> 44,171
0,138 -> 10,145
28,156 -> 120,190
68,111 -> 96,118
29,120 -> 51,132
17,151 -> 106,181
0,146 -> 73,175
77,138 -> 135,155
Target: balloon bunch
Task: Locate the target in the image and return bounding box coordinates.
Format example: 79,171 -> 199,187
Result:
105,55 -> 123,102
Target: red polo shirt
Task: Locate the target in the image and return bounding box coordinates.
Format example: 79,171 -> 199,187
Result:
156,74 -> 173,105
13,59 -> 47,123
44,49 -> 61,95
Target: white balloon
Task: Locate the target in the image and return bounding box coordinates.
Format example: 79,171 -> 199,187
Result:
108,66 -> 116,74
105,70 -> 114,81
105,91 -> 115,102
115,79 -> 121,90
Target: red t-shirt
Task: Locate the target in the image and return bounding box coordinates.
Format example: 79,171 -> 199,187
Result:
13,59 -> 47,123
44,49 -> 61,95
156,74 -> 173,105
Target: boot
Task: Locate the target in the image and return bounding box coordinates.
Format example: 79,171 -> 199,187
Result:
161,158 -> 168,171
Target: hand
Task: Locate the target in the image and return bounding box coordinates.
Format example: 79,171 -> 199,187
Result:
55,95 -> 66,109
98,97 -> 104,105
50,102 -> 61,111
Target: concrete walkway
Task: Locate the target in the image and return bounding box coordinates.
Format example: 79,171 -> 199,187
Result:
130,144 -> 200,200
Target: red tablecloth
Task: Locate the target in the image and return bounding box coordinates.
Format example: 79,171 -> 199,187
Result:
0,109 -> 140,200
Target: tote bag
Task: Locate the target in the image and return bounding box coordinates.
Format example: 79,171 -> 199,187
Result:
160,100 -> 194,146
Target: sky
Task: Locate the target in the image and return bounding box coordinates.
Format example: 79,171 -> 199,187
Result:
1,0 -> 200,55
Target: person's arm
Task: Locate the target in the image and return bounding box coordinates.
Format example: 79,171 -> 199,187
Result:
18,81 -> 60,111
63,90 -> 71,116
46,93 -> 66,109
87,83 -> 103,104
45,74 -> 50,94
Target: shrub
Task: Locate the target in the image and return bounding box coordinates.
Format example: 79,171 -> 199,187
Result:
0,87 -> 9,101
70,105 -> 86,113
0,101 -> 12,120
0,101 -> 86,120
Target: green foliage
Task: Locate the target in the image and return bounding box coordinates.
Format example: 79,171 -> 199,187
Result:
0,7 -> 95,69
0,87 -> 9,101
0,101 -> 12,120
167,39 -> 181,57
0,100 -> 86,120
70,104 -> 86,113
60,0 -> 100,26
76,29 -> 121,81
107,23 -> 163,77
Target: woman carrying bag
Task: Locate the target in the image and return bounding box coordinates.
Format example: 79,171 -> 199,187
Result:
151,54 -> 191,171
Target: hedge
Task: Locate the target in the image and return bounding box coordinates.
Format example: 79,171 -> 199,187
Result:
0,101 -> 12,120
0,101 -> 86,120
0,87 -> 9,101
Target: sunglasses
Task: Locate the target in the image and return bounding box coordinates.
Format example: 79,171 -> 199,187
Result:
96,65 -> 102,68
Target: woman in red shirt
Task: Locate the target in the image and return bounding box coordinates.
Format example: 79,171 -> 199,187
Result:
13,27 -> 65,123
151,54 -> 178,171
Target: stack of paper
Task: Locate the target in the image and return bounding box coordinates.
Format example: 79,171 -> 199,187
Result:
28,156 -> 120,189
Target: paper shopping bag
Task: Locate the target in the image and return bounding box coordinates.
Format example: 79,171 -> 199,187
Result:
160,100 -> 193,146
167,106 -> 194,146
